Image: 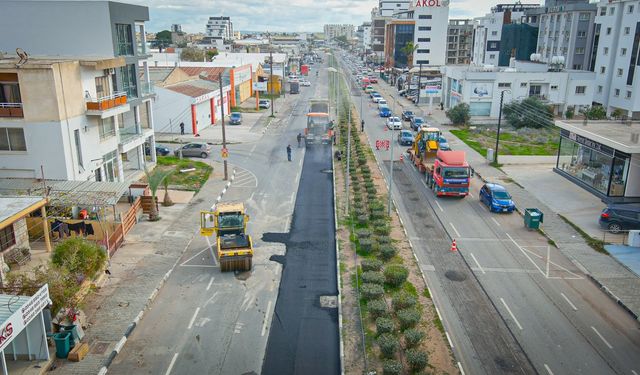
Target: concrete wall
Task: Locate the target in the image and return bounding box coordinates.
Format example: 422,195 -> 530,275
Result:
153,87 -> 193,134
412,2 -> 449,66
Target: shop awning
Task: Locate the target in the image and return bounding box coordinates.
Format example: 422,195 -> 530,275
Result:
0,179 -> 130,207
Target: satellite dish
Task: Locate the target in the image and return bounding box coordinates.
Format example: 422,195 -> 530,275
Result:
15,48 -> 28,67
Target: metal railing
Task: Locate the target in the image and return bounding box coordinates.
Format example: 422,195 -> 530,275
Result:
0,102 -> 24,117
86,92 -> 127,111
140,82 -> 155,96
118,124 -> 142,143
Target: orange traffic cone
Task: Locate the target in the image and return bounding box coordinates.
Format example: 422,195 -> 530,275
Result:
450,239 -> 457,252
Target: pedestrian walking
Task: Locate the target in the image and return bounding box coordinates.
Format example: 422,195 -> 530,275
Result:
361,119 -> 365,132
440,102 -> 444,111
286,144 -> 292,161
179,122 -> 185,135
297,133 -> 303,147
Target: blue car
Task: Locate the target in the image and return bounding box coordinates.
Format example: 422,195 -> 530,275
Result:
479,183 -> 516,213
229,112 -> 242,125
379,106 -> 391,117
438,136 -> 450,150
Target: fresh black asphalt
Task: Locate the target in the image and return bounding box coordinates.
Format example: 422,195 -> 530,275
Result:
261,145 -> 340,375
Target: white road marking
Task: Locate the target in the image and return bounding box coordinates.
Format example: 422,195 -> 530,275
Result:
165,353 -> 179,375
449,222 -> 461,238
491,217 -> 501,226
250,144 -> 257,154
468,192 -> 474,198
206,276 -> 215,291
180,248 -> 210,267
457,362 -> 466,375
262,300 -> 273,336
188,307 -> 200,330
544,364 -> 554,375
434,306 -> 443,321
560,292 -> 578,311
445,331 -> 454,348
289,192 -> 295,205
631,370 -> 638,375
545,246 -> 551,278
500,298 -> 523,330
435,200 -> 444,212
506,233 -> 545,277
470,253 -> 485,274
591,326 -> 613,349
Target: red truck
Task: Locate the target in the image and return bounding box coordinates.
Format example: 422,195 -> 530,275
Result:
301,65 -> 309,76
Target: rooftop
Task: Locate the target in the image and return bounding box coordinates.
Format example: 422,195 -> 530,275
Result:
0,196 -> 47,227
0,179 -> 130,207
165,79 -> 220,98
555,120 -> 640,154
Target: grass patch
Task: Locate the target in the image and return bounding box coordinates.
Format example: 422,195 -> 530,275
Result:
402,281 -> 418,297
230,106 -> 260,113
450,127 -> 559,156
433,316 -> 445,334
557,214 -> 609,254
422,288 -> 431,299
154,156 -> 212,192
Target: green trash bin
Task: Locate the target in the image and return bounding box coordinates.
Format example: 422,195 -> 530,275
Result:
524,208 -> 544,230
53,332 -> 71,359
60,325 -> 77,348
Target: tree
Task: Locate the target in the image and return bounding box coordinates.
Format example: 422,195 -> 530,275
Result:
446,103 -> 471,125
156,30 -> 172,44
334,35 -> 348,46
180,47 -> 206,62
611,108 -> 624,120
162,171 -> 174,207
581,105 -> 607,120
144,167 -> 174,221
400,42 -> 419,68
503,96 -> 554,129
206,49 -> 219,61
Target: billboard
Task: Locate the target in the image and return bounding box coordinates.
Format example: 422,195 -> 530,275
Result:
470,82 -> 492,98
252,82 -> 268,91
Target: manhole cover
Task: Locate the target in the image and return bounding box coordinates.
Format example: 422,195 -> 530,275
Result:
445,270 -> 467,282
321,169 -> 333,174
320,295 -> 338,308
91,342 -> 110,355
494,356 -> 518,371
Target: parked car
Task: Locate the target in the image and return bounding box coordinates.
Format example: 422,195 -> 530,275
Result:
229,112 -> 242,125
259,99 -> 271,109
377,99 -> 388,108
438,136 -> 450,150
410,116 -> 425,131
145,145 -> 170,156
372,95 -> 384,104
398,130 -> 414,145
173,143 -> 212,158
301,80 -> 311,86
599,204 -> 640,233
401,110 -> 414,121
386,116 -> 402,130
479,183 -> 516,213
369,77 -> 378,83
379,106 -> 392,117
370,91 -> 380,98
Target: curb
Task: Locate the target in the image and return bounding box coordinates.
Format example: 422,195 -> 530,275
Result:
98,169 -> 237,374
332,145 -> 346,375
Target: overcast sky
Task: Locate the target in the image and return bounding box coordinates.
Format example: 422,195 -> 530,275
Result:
126,0 -> 542,34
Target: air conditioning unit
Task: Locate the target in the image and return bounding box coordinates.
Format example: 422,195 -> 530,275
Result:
104,68 -> 115,75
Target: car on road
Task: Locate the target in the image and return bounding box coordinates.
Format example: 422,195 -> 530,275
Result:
174,143 -> 212,158
370,91 -> 380,99
229,112 -> 242,125
259,99 -> 271,109
364,85 -> 374,93
301,80 -> 311,86
438,136 -> 450,150
377,99 -> 388,108
379,106 -> 391,117
386,116 -> 402,130
397,130 -> 414,145
410,116 -> 425,130
479,183 -> 516,213
599,204 -> 640,233
372,95 -> 384,104
369,77 -> 378,83
401,110 -> 414,121
145,145 -> 171,156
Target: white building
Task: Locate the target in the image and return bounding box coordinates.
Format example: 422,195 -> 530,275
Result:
592,0 -> 640,119
206,16 -> 234,41
410,0 -> 449,66
379,0 -> 411,16
472,3 -> 539,66
363,22 -> 372,52
324,24 -> 355,41
443,61 -> 595,118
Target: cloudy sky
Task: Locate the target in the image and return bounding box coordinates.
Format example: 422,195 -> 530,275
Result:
126,0 -> 541,34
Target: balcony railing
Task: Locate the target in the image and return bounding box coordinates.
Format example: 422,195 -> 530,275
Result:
0,103 -> 23,118
119,125 -> 142,143
140,82 -> 155,97
86,92 -> 128,111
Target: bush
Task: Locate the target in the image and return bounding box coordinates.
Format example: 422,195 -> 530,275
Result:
384,264 -> 409,287
406,349 -> 428,372
380,245 -> 397,261
374,225 -> 391,236
382,359 -> 402,375
397,308 -> 421,330
364,181 -> 375,189
581,105 -> 607,120
52,238 -> 107,281
376,236 -> 391,245
392,290 -> 417,311
356,229 -> 372,239
368,299 -> 387,318
359,238 -> 373,253
404,328 -> 425,348
366,186 -> 377,195
376,317 -> 394,336
503,96 -> 554,129
361,259 -> 383,272
361,271 -> 385,285
377,333 -> 399,358
445,103 -> 470,125
370,211 -> 387,220
357,215 -> 369,226
358,156 -> 367,165
361,283 -> 384,300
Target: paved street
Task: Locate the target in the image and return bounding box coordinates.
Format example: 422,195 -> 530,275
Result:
336,52 -> 640,375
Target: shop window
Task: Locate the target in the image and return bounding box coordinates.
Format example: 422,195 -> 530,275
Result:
0,225 -> 15,251
610,156 -> 629,196
557,137 -> 618,195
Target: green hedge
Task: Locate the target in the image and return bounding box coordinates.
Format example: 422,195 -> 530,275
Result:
397,308 -> 421,330
384,264 -> 409,287
362,271 -> 385,285
376,317 -> 395,336
361,259 -> 383,272
392,290 -> 417,311
368,299 -> 387,318
361,283 -> 384,300
377,333 -> 399,359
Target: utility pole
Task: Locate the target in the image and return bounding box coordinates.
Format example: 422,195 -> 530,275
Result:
388,95 -> 396,216
219,72 -> 228,180
345,100 -> 351,215
416,62 -> 423,105
269,48 -> 275,117
494,90 -> 508,164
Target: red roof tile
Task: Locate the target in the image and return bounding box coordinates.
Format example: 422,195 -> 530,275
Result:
178,67 -> 226,81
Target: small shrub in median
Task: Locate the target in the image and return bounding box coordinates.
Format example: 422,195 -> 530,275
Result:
384,264 -> 409,287
356,229 -> 372,239
364,181 -> 375,189
392,290 -> 417,311
359,238 -> 373,253
376,317 -> 394,336
361,259 -> 383,272
382,360 -> 402,375
380,245 -> 397,261
374,224 -> 391,236
366,186 -> 377,195
370,211 -> 387,220
361,283 -> 384,300
362,271 -> 385,285
404,328 -> 425,348
368,299 -> 387,318
377,333 -> 399,359
406,349 -> 428,372
376,236 -> 391,245
357,215 -> 369,226
397,308 -> 421,330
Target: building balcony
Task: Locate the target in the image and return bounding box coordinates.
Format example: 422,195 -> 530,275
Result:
118,125 -> 152,153
86,92 -> 130,118
0,103 -> 23,118
140,82 -> 155,97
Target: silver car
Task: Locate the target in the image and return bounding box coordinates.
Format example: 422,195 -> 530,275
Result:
174,143 -> 211,158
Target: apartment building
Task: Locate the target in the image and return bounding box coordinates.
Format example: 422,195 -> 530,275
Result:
324,24 -> 355,41
0,1 -> 155,182
362,22 -> 372,53
206,16 -> 234,41
447,19 -> 473,65
370,9 -> 390,63
592,0 -> 640,119
379,0 -> 411,16
410,0 -> 449,67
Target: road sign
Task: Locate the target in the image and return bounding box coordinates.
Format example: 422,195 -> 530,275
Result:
221,147 -> 229,158
252,82 -> 267,91
375,140 -> 389,150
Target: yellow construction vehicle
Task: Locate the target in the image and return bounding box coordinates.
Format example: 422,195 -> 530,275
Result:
200,202 -> 253,272
409,127 -> 441,173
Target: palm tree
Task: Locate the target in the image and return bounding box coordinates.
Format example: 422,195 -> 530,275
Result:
144,167 -> 174,221
401,42 -> 419,68
162,171 -> 175,207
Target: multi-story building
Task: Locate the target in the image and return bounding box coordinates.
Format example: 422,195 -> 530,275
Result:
384,18 -> 415,68
171,24 -> 183,33
206,16 -> 234,41
410,0 -> 449,67
371,9 -> 390,64
525,0 -> 597,71
472,3 -> 540,66
363,22 -> 372,53
447,19 -> 473,64
323,24 -> 355,41
592,0 -> 640,119
0,1 -> 155,182
379,0 -> 411,16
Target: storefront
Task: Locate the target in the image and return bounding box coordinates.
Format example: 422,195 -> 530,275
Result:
555,120 -> 640,203
229,64 -> 253,107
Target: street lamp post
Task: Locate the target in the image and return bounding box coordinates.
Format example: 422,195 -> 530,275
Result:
494,90 -> 510,164
346,99 -> 351,215
388,95 -> 396,216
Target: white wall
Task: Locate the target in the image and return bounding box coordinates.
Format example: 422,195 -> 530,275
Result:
412,1 -> 449,66
153,87 -> 193,134
626,154 -> 640,197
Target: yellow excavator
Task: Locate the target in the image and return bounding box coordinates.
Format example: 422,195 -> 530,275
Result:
200,202 -> 253,272
409,127 -> 441,173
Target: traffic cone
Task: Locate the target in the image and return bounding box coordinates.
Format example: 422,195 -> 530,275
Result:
450,239 -> 457,252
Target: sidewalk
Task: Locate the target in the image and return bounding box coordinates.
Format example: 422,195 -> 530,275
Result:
374,79 -> 640,320
48,162 -> 233,374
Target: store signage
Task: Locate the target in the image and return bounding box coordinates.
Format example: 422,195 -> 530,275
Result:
562,129 -> 614,156
0,324 -> 13,347
415,0 -> 445,6
252,82 -> 268,91
0,284 -> 50,352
